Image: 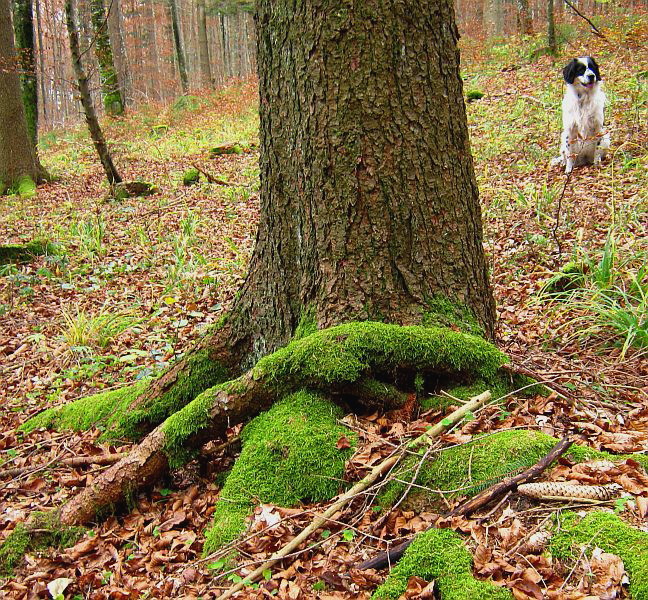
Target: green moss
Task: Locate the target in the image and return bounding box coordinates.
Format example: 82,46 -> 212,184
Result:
9,175 -> 37,198
0,512 -> 85,575
466,90 -> 486,102
540,261 -> 587,298
293,306 -> 318,340
377,430 -> 605,511
182,168 -> 200,186
22,349 -> 229,440
422,295 -> 485,337
550,511 -> 648,599
0,239 -> 57,265
255,322 -> 507,386
202,391 -> 356,555
372,528 -> 511,599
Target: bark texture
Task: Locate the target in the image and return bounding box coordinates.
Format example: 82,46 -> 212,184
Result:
65,0 -> 122,185
196,0 -> 213,88
219,0 -> 496,368
0,0 -> 46,190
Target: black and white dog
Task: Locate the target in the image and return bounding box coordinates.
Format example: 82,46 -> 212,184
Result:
553,57 -> 610,173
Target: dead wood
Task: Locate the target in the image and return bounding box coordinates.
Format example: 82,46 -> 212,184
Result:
358,436 -> 573,571
0,453 -> 126,478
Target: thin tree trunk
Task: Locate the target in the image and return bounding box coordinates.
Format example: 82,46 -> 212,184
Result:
33,0 -> 46,124
547,0 -> 557,52
196,0 -> 212,88
0,0 -> 47,190
107,0 -> 129,106
168,0 -> 188,94
65,0 -> 122,185
516,0 -> 533,35
90,0 -> 124,115
12,0 -> 38,145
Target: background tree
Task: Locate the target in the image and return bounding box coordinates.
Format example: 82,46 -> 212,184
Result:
12,0 -> 38,145
548,0 -> 557,52
65,0 -> 122,184
90,0 -> 125,116
516,0 -> 533,35
38,0 -> 497,524
168,0 -> 188,94
196,0 -> 213,87
0,0 -> 47,192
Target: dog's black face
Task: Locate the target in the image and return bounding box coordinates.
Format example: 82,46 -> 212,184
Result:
563,57 -> 601,87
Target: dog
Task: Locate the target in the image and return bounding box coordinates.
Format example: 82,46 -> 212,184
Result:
553,57 -> 610,173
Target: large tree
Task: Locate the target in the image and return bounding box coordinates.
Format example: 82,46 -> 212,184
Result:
0,0 -> 47,192
25,0 -> 497,524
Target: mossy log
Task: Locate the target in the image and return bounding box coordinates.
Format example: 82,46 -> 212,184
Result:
28,323 -> 508,526
0,240 -> 50,265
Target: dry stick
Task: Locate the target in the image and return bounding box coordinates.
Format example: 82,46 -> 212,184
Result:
358,436 -> 573,571
190,163 -> 235,186
0,453 -> 127,478
551,171 -> 572,259
215,391 -> 493,600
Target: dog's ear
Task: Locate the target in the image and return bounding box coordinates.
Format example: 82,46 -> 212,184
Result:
563,59 -> 578,84
588,57 -> 602,81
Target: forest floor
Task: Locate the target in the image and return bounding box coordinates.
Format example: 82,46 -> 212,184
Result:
0,15 -> 647,600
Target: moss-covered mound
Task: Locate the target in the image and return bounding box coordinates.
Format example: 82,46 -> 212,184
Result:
202,390 -> 356,555
0,239 -> 55,265
21,348 -> 229,440
254,322 -> 507,386
372,528 -> 512,599
550,511 -> 648,600
0,512 -> 85,575
377,430 -> 648,511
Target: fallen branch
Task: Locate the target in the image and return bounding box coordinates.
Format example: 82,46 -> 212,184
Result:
358,436 -> 572,571
190,163 -> 235,186
216,391 -> 492,600
0,453 -> 126,478
561,0 -> 608,40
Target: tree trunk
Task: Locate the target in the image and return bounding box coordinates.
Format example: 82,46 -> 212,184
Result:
106,0 -> 130,106
90,0 -> 125,116
516,0 -> 534,35
221,0 -> 496,368
547,0 -> 557,53
12,0 -> 38,145
0,0 -> 47,192
168,0 -> 188,94
196,0 -> 212,88
65,0 -> 122,185
42,0 -> 498,525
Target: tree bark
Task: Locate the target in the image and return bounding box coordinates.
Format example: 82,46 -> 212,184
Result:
65,0 -> 122,185
45,0 -> 498,525
0,0 -> 47,191
218,0 -> 496,368
168,0 -> 188,94
90,0 -> 125,116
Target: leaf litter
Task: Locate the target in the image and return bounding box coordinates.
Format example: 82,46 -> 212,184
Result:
1,18 -> 647,600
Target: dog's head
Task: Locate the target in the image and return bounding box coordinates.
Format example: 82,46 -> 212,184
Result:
563,57 -> 602,90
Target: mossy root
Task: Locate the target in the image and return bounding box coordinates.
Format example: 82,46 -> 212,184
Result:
0,512 -> 85,575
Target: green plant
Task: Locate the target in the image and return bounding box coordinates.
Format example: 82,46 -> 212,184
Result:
70,213 -> 106,258
541,234 -> 648,356
59,305 -> 142,361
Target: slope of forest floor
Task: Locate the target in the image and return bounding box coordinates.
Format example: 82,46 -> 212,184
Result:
0,16 -> 647,600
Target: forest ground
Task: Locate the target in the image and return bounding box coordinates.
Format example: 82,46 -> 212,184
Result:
0,15 -> 647,600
